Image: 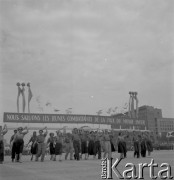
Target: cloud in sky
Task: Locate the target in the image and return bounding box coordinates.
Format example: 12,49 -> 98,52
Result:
0,0 -> 174,118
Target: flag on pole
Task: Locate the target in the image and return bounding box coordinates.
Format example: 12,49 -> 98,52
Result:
28,87 -> 33,103
135,95 -> 139,118
21,83 -> 26,113
16,83 -> 21,113
106,108 -> 112,114
96,110 -> 102,115
54,109 -> 60,112
46,102 -> 51,106
27,83 -> 33,113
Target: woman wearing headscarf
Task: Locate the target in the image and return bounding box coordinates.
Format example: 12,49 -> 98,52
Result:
47,132 -> 55,161
26,131 -> 38,161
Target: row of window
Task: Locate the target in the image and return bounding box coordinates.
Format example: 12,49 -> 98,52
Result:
159,121 -> 174,124
160,127 -> 174,131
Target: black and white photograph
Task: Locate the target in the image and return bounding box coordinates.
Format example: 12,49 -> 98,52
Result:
0,0 -> 174,179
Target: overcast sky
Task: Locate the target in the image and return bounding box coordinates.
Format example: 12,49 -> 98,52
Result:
0,0 -> 174,120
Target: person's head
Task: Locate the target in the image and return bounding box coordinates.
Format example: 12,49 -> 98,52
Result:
118,132 -> 122,136
39,129 -> 43,135
90,131 -> 94,135
50,132 -> 54,137
14,129 -> 17,134
33,131 -> 37,136
105,130 -> 108,134
73,128 -> 77,134
18,127 -> 23,133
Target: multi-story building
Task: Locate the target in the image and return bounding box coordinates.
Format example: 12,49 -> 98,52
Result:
156,118 -> 174,142
138,105 -> 162,139
113,105 -> 162,140
157,118 -> 174,133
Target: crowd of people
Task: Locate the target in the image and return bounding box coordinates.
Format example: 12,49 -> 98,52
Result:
0,124 -> 153,164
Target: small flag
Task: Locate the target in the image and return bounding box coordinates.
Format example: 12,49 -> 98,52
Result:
107,108 -> 112,114
46,102 -> 51,106
96,110 -> 102,115
54,109 -> 60,112
28,87 -> 33,103
21,84 -> 26,113
27,83 -> 33,113
17,85 -> 22,113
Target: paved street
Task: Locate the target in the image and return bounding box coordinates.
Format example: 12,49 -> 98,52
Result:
0,150 -> 174,180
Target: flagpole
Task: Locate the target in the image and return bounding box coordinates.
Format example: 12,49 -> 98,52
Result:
21,83 -> 26,113
27,83 -> 32,113
28,84 -> 30,113
16,82 -> 21,113
28,92 -> 30,113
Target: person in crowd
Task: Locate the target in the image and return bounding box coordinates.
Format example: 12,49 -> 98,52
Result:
54,131 -> 64,161
26,131 -> 38,161
0,124 -> 8,164
133,134 -> 141,158
100,131 -> 105,158
79,130 -> 88,160
146,132 -> 153,156
13,126 -> 28,163
109,130 -> 116,158
122,131 -> 128,158
88,131 -> 95,159
72,128 -> 81,161
10,129 -> 17,162
35,127 -> 47,162
64,133 -> 73,160
103,130 -> 111,159
47,132 -> 55,161
117,132 -> 125,160
140,133 -> 147,157
93,131 -> 101,159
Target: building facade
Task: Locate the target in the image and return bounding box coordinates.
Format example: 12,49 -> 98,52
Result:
138,105 -> 162,139
157,118 -> 174,133
156,118 -> 174,142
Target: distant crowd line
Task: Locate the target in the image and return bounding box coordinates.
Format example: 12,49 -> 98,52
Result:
0,124 -> 153,164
